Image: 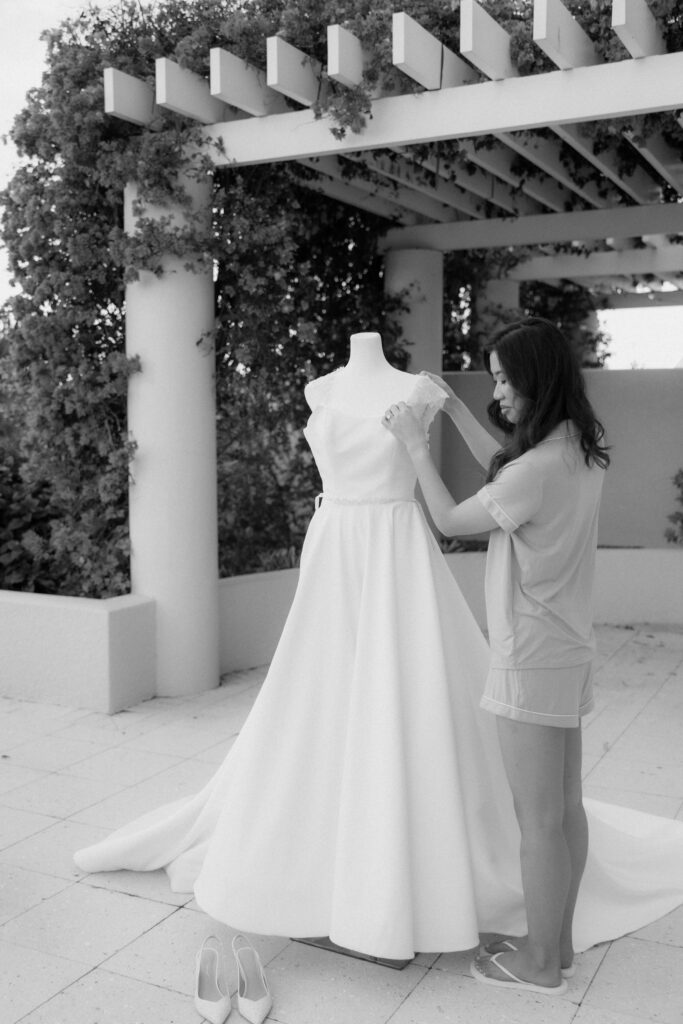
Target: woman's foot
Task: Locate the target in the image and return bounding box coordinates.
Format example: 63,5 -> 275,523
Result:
471,951 -> 568,995
474,948 -> 566,992
483,934 -> 575,977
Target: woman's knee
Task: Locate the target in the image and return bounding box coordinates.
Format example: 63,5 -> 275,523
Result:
513,791 -> 566,836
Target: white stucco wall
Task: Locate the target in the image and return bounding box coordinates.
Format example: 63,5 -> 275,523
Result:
442,368 -> 683,549
216,549 -> 683,673
0,591 -> 156,712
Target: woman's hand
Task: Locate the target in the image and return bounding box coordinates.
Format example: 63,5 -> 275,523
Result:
419,370 -> 457,401
382,402 -> 425,452
383,400 -> 497,537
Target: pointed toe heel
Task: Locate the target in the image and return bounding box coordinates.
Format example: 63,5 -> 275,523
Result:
232,933 -> 272,1024
195,935 -> 232,1024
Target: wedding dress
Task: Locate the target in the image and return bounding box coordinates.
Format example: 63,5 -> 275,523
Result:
75,365 -> 683,959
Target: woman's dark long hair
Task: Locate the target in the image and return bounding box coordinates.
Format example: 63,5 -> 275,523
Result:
484,317 -> 610,483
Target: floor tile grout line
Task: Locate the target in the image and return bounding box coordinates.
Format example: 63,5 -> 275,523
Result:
629,932 -> 683,950
577,939 -> 611,1007
583,639 -> 683,777
0,876 -> 80,929
0,812 -> 63,854
0,733 -> 240,820
2,897 -> 182,1005
13,963 -> 99,1024
382,955 -> 443,1024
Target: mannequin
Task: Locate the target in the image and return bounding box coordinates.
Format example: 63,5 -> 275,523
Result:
327,332 -> 417,416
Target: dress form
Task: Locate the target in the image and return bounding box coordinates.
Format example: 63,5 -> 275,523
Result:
331,332 -> 415,417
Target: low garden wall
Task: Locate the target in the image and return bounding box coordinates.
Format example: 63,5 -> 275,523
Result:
0,591 -> 156,713
216,548 -> 683,673
1,548 -> 681,711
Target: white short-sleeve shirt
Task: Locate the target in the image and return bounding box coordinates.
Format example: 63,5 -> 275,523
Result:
477,422 -> 605,670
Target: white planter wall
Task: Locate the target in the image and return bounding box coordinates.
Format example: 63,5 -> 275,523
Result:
0,591 -> 155,713
1,551 -> 680,712
217,548 -> 683,673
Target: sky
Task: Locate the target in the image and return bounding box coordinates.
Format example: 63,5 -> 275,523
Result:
1,0 -> 682,370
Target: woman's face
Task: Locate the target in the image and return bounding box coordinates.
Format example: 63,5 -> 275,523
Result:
490,351 -> 526,424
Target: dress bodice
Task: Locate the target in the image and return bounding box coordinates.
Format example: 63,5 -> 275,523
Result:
303,370 -> 446,502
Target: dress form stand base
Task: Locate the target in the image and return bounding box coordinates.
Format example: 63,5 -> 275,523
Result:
293,936 -> 414,970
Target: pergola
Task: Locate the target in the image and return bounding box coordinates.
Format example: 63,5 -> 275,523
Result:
103,0 -> 683,697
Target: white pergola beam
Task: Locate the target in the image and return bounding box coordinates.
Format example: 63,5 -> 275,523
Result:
626,130 -> 683,196
459,0 -> 516,80
576,275 -> 639,291
612,0 -> 666,58
552,122 -> 660,204
327,25 -> 364,88
390,150 -> 490,219
345,151 -> 463,222
495,131 -> 614,208
444,164 -> 540,216
442,45 -> 480,88
393,12 -> 441,89
599,290 -> 683,308
533,0 -> 602,70
266,36 -> 322,107
462,0 -> 656,215
520,175 -> 575,213
392,12 -> 477,90
156,58 -> 227,124
298,159 -> 418,223
509,245 -> 683,281
458,139 -> 559,213
104,68 -> 155,126
381,202 -> 683,252
209,48 -> 288,116
402,146 -> 534,216
641,234 -> 671,248
531,1 -> 673,205
204,52 -> 683,167
459,138 -> 523,189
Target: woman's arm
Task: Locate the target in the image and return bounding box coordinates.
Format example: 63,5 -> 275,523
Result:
383,403 -> 498,537
421,371 -> 499,470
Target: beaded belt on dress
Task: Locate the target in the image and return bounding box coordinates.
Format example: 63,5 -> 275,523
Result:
314,493 -> 416,510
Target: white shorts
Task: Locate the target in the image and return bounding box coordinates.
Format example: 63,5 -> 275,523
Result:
480,662 -> 594,728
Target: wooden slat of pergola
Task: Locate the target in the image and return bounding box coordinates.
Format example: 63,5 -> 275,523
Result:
103,0 -> 683,303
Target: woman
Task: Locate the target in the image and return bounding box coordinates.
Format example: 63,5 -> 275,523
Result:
383,316 -> 610,995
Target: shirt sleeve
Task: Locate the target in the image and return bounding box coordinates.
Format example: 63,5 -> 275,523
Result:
477,458 -> 543,533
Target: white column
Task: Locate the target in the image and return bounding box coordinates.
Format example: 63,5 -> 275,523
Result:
384,248 -> 445,505
383,248 -> 444,373
124,174 -> 219,697
475,277 -> 520,348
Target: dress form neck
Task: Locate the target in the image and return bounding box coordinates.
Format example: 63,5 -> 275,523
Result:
332,332 -> 415,416
346,332 -> 393,375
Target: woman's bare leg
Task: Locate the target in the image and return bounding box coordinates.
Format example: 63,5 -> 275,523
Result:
484,723 -> 587,974
559,724 -> 588,967
480,718 -> 570,987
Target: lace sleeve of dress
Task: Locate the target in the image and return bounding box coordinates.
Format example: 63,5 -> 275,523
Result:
407,375 -> 448,433
304,370 -> 337,412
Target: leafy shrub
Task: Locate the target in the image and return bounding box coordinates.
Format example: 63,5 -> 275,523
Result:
665,470 -> 683,545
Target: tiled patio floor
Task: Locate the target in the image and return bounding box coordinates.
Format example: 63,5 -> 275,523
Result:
1,624 -> 682,1024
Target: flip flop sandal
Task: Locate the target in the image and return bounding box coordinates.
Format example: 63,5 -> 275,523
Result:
482,937 -> 576,978
470,952 -> 569,996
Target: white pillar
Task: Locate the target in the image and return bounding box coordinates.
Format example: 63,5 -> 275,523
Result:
383,248 -> 444,373
125,175 -> 219,696
475,277 -> 520,349
384,248 -> 445,509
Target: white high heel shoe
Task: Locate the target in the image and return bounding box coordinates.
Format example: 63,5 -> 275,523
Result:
194,935 -> 232,1024
232,934 -> 272,1024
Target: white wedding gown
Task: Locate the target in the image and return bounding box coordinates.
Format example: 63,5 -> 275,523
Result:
75,371 -> 683,959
